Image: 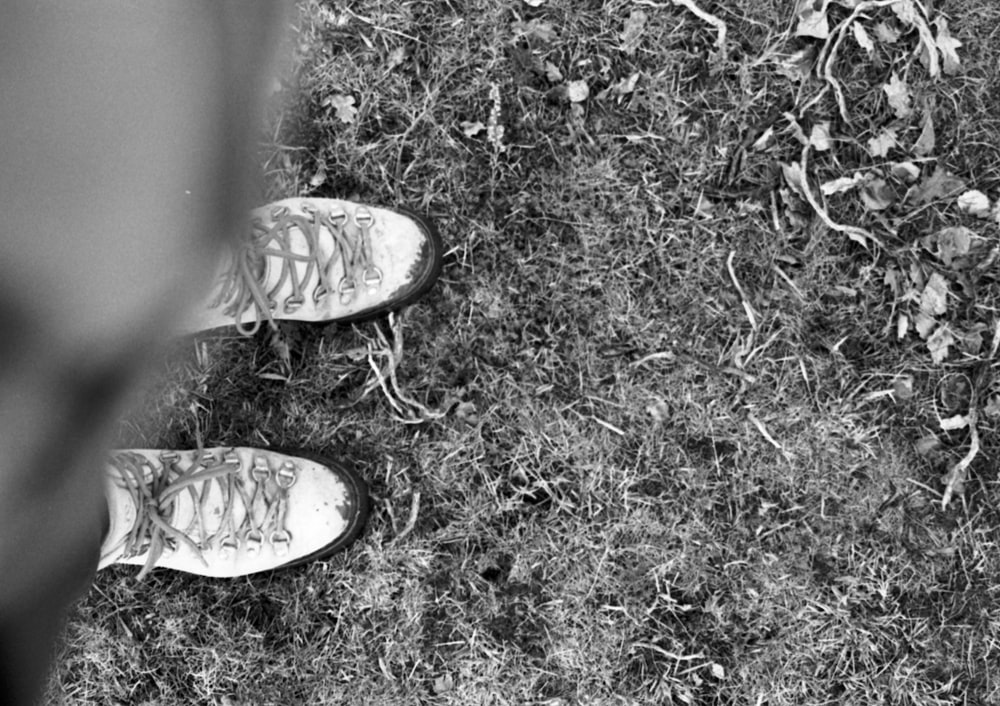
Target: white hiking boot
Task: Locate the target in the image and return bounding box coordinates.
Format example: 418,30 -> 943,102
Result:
99,447 -> 369,578
182,198 -> 443,336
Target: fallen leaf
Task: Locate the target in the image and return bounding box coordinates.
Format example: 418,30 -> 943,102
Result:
935,18 -> 962,75
809,122 -> 832,151
927,325 -> 954,363
620,9 -> 647,55
915,311 -> 936,339
780,162 -> 808,198
544,61 -> 563,83
606,72 -> 640,98
324,93 -> 358,124
386,45 -> 409,71
915,434 -> 941,456
939,414 -> 969,431
897,313 -> 910,339
852,23 -> 875,57
909,167 -> 966,205
957,190 -> 990,218
309,166 -> 327,188
461,120 -> 486,137
984,395 -> 1000,418
566,80 -> 589,102
913,109 -> 935,157
868,128 -> 898,157
775,46 -> 816,82
874,21 -> 900,43
860,178 -> 896,211
432,674 -> 455,694
821,173 -> 864,195
512,19 -> 557,44
891,0 -> 920,24
920,272 -> 949,318
710,663 -> 726,680
891,161 -> 920,182
524,0 -> 546,6
796,0 -> 830,39
883,73 -> 912,119
893,375 -> 915,400
928,226 -> 973,266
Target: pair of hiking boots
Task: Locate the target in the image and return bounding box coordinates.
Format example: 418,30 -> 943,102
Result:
99,199 -> 443,579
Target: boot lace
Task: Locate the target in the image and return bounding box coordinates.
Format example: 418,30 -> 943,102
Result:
105,449 -> 298,579
209,202 -> 383,337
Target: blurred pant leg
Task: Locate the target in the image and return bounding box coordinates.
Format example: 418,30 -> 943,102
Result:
0,2 -> 288,702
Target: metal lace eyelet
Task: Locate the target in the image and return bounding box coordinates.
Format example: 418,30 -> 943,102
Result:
301,201 -> 317,216
313,284 -> 329,303
276,461 -> 297,489
200,450 -> 217,464
354,208 -> 374,228
159,450 -> 180,462
327,205 -> 347,226
270,205 -> 290,220
251,456 -> 270,482
270,530 -> 292,557
219,535 -> 239,559
245,529 -> 264,556
338,278 -> 357,304
223,450 -> 240,467
363,266 -> 382,290
284,294 -> 305,313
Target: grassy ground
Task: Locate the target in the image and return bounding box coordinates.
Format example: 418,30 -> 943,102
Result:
46,0 -> 1000,703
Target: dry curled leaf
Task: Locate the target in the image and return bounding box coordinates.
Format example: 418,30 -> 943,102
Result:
852,23 -> 875,57
821,173 -> 864,196
908,167 -> 966,205
927,325 -> 954,364
868,128 -> 898,158
935,17 -> 962,75
795,0 -> 830,39
860,178 -> 896,211
566,80 -> 589,102
883,73 -> 912,119
620,9 -> 647,55
957,190 -> 991,218
926,226 -> 973,267
809,122 -> 832,151
920,272 -> 950,318
324,93 -> 358,124
913,108 -> 935,157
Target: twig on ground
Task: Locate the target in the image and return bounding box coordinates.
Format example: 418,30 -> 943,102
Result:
726,250 -> 760,332
942,405 -> 979,510
798,145 -> 884,249
814,0 -> 901,123
390,491 -> 421,545
635,0 -> 728,62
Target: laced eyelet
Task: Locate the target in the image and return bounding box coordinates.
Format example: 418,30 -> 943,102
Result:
223,450 -> 240,467
219,535 -> 239,559
245,529 -> 264,556
276,461 -> 297,489
270,530 -> 292,556
338,278 -> 357,304
200,450 -> 217,464
270,205 -> 290,220
313,283 -> 329,303
354,208 -> 374,228
284,294 -> 304,313
326,205 -> 347,226
363,266 -> 382,290
251,456 -> 270,482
